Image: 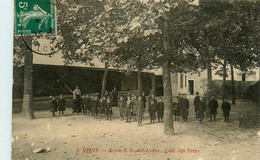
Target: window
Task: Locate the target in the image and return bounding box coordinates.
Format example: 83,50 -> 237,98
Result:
180,74 -> 183,88
242,74 -> 246,81
185,76 -> 187,87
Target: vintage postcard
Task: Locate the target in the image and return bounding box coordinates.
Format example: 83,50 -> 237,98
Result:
11,0 -> 259,160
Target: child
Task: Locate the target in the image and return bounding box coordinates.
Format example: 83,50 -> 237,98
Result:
157,97 -> 164,122
131,95 -> 137,121
221,98 -> 231,122
85,94 -> 90,116
118,96 -> 125,121
179,94 -> 188,122
148,94 -> 157,123
208,96 -> 218,121
137,96 -> 145,126
183,94 -> 189,121
58,94 -> 66,116
93,96 -> 99,119
172,97 -> 180,121
125,96 -> 133,123
106,97 -> 113,120
49,96 -> 58,117
198,97 -> 206,123
81,94 -> 87,115
99,97 -> 106,119
89,96 -> 93,116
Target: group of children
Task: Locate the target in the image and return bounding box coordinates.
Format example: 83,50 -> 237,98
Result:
48,92 -> 165,126
118,94 -> 164,126
194,92 -> 232,123
172,94 -> 190,122
81,95 -> 113,120
118,95 -> 145,126
49,94 -> 66,116
49,92 -> 231,125
171,92 -> 232,124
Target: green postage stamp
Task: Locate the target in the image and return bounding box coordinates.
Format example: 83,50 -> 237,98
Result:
15,0 -> 56,36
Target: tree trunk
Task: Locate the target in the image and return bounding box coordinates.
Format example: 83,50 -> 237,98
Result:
223,59 -> 227,101
162,61 -> 174,135
230,64 -> 236,104
162,13 -> 174,135
207,61 -> 212,98
22,37 -> 35,119
101,61 -> 108,99
206,61 -> 212,118
137,66 -> 142,97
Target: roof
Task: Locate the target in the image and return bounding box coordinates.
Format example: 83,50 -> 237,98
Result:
32,40 -> 162,75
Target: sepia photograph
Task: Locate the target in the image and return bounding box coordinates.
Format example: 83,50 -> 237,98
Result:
11,0 -> 260,159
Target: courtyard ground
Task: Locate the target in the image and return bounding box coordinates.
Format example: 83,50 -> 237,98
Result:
12,99 -> 260,160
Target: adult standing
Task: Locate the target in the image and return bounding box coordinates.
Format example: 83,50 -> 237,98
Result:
148,94 -> 157,123
194,92 -> 200,118
73,85 -> 81,115
208,96 -> 218,121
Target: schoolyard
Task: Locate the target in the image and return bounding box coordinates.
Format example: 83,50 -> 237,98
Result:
12,99 -> 260,160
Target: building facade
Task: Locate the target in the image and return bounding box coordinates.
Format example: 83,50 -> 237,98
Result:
171,67 -> 260,98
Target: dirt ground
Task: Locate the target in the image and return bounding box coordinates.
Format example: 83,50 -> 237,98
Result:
12,99 -> 260,160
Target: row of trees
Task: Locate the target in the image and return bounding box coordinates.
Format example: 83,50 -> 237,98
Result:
14,0 -> 259,135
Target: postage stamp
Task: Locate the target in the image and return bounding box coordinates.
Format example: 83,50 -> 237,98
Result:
15,0 -> 56,36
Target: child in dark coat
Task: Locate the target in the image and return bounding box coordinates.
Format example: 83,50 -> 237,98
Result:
93,96 -> 99,119
173,97 -> 180,121
106,97 -> 113,120
85,94 -> 90,116
89,96 -> 93,116
118,96 -> 125,121
50,96 -> 58,117
81,94 -> 87,115
194,92 -> 200,118
125,96 -> 133,123
183,94 -> 189,121
137,96 -> 145,126
131,95 -> 138,121
58,94 -> 66,116
148,94 -> 157,123
198,97 -> 206,123
221,98 -> 231,122
157,97 -> 164,122
99,97 -> 106,119
208,96 -> 218,121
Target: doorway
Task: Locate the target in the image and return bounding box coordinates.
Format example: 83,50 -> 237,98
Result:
188,80 -> 194,95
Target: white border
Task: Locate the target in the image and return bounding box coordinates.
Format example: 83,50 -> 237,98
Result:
0,0 -> 13,159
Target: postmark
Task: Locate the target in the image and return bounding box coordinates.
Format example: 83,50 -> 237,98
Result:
15,0 -> 56,36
